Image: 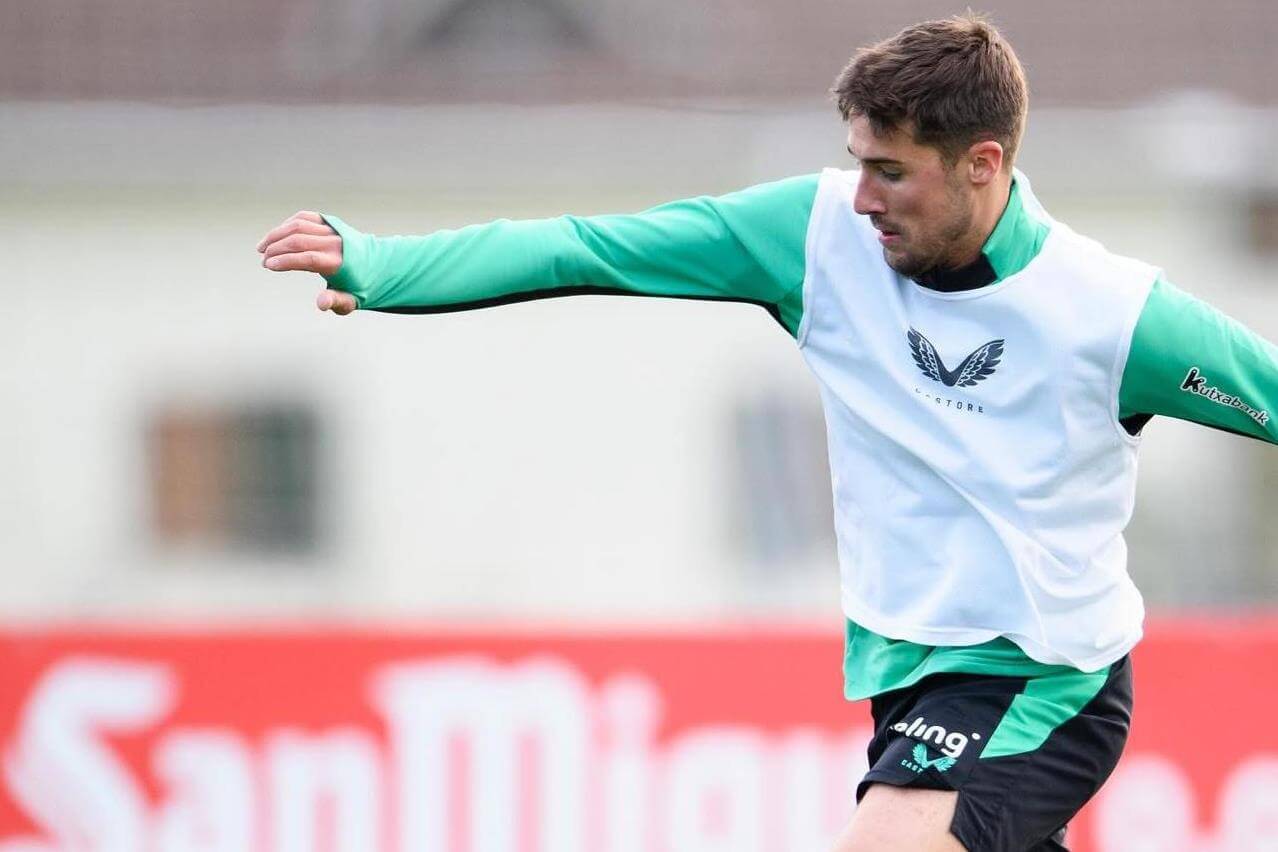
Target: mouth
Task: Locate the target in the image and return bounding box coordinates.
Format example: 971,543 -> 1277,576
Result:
871,218 -> 903,246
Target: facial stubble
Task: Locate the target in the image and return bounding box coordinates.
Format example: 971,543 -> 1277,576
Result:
882,175 -> 974,280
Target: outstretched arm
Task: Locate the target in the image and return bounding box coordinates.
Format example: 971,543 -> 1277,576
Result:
258,175 -> 818,338
1119,277 -> 1278,442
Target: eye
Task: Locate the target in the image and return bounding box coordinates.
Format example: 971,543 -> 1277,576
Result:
878,166 -> 903,182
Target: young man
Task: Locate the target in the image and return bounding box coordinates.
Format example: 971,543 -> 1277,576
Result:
258,15 -> 1278,852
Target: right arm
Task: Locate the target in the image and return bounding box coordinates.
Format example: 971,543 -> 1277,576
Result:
259,175 -> 818,338
1119,276 -> 1278,443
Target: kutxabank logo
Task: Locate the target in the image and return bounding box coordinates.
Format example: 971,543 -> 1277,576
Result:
1180,366 -> 1270,427
907,328 -> 1005,388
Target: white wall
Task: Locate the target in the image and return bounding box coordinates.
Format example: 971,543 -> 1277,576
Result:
3,100 -> 1276,619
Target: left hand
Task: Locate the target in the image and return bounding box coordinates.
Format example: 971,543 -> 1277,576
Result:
257,211 -> 358,315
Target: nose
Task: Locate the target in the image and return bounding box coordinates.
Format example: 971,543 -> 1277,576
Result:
853,170 -> 886,217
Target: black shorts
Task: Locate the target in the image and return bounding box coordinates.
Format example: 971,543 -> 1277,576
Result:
856,654 -> 1132,852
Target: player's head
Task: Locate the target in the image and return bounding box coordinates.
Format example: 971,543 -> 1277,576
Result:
831,13 -> 1028,278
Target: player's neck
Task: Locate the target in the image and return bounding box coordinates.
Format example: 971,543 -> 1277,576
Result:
945,175 -> 1015,271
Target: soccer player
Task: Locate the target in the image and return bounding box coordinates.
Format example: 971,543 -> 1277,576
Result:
258,14 -> 1278,852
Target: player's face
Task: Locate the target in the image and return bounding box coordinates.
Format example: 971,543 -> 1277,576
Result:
847,116 -> 975,279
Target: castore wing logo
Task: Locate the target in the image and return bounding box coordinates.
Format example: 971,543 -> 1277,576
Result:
907,327 -> 1005,388
904,742 -> 957,774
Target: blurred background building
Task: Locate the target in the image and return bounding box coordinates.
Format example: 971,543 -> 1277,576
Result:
4,0 -> 1278,622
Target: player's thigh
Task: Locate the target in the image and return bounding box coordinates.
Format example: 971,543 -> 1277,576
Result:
832,783 -> 967,852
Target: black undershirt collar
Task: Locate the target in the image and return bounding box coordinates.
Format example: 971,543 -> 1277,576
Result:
912,252 -> 998,293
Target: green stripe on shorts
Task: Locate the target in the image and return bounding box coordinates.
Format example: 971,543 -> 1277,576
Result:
981,665 -> 1111,759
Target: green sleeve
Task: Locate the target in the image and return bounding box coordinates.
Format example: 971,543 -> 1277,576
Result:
321,174 -> 818,338
1119,276 -> 1278,442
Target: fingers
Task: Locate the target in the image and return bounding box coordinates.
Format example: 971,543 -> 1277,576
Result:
261,232 -> 339,263
316,289 -> 358,315
259,211 -> 355,316
258,212 -> 343,276
256,211 -> 332,253
263,250 -> 341,276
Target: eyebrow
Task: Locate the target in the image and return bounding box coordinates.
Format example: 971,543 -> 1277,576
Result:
846,145 -> 903,166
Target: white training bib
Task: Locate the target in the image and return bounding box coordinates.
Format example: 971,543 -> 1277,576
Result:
798,169 -> 1158,671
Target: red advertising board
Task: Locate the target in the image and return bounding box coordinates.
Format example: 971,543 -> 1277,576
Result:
0,620 -> 1275,851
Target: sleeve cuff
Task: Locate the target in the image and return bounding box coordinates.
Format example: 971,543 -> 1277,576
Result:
319,214 -> 370,308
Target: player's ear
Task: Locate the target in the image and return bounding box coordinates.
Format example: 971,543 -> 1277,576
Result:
966,140 -> 1004,187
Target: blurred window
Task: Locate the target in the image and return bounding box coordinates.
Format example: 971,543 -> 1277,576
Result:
420,0 -> 594,52
148,403 -> 322,558
730,394 -> 834,570
1247,192 -> 1278,254
1247,444 -> 1278,602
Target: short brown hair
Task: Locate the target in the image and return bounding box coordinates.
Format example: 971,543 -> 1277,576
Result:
831,13 -> 1028,166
